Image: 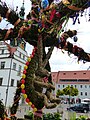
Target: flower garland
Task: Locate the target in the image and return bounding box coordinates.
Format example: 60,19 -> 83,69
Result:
20,47 -> 38,112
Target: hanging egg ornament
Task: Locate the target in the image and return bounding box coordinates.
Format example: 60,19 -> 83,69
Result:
30,54 -> 34,58
23,70 -> 27,74
23,94 -> 27,99
41,0 -> 49,9
28,102 -> 32,106
24,65 -> 28,70
21,89 -> 25,94
33,107 -> 37,112
32,51 -> 35,56
38,7 -> 40,12
38,29 -> 41,33
33,47 -> 37,52
73,36 -> 78,42
42,15 -> 45,22
26,98 -> 30,103
31,104 -> 35,108
22,74 -> 26,79
21,79 -> 25,84
21,84 -> 25,89
27,57 -> 31,62
26,61 -> 29,66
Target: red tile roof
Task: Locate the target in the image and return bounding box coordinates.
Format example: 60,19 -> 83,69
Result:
51,70 -> 90,84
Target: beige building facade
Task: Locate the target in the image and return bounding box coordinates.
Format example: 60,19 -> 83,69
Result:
52,71 -> 90,101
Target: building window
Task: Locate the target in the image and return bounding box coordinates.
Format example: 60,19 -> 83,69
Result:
63,73 -> 66,75
19,52 -> 21,58
85,85 -> 87,88
58,85 -> 60,88
63,85 -> 65,88
13,62 -> 16,70
1,61 -> 5,69
0,78 -> 3,86
80,85 -> 82,88
11,79 -> 14,86
23,55 -> 25,60
74,73 -> 76,75
17,65 -> 22,76
85,92 -> 87,96
60,79 -> 77,82
71,85 -> 73,87
1,49 -> 4,54
75,85 -> 77,88
81,92 -> 83,96
17,80 -> 20,86
78,79 -> 89,82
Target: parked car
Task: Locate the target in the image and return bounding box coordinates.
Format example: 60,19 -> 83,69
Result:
67,103 -> 90,113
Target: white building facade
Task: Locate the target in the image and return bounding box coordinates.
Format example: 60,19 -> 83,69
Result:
0,41 -> 28,107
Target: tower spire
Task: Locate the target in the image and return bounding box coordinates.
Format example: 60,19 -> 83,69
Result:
19,0 -> 25,20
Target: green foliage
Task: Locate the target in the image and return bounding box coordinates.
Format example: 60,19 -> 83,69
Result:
26,111 -> 61,120
79,115 -> 88,120
27,110 -> 33,117
56,85 -> 79,97
43,113 -> 54,120
56,89 -> 64,97
74,88 -> 79,96
53,112 -> 62,120
43,112 -> 61,120
63,85 -> 79,96
76,115 -> 88,120
69,111 -> 76,120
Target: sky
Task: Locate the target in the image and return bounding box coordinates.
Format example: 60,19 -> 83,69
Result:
0,0 -> 90,72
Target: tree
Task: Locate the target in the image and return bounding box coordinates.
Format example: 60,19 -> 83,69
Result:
56,86 -> 78,98
0,0 -> 90,119
63,85 -> 79,96
56,89 -> 64,97
63,85 -> 79,103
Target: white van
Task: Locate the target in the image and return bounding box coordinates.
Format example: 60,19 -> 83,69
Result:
82,98 -> 90,104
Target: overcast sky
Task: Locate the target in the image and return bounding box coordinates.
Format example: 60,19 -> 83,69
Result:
1,0 -> 90,71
